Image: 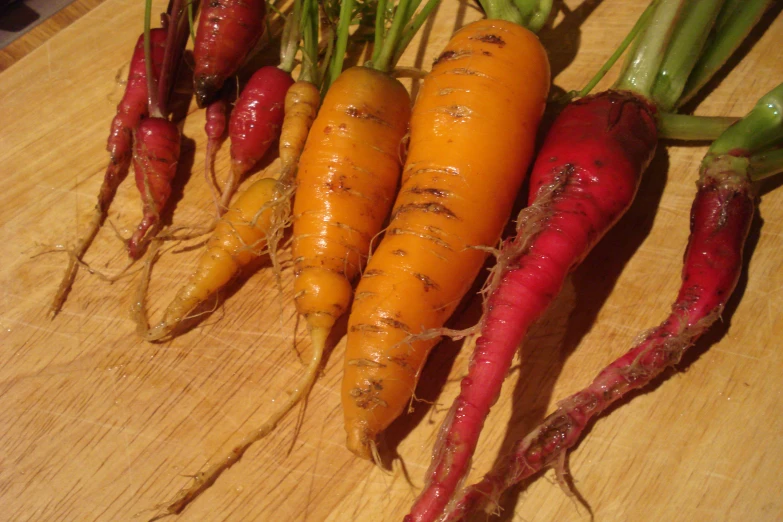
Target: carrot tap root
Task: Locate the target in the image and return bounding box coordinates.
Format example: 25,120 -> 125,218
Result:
152,322 -> 327,518
127,118 -> 181,260
142,177 -> 282,341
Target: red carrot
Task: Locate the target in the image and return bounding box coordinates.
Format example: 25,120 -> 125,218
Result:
49,28 -> 167,316
223,66 -> 294,208
440,80 -> 783,522
192,0 -> 267,108
105,29 -> 167,204
127,118 -> 182,259
442,160 -> 754,521
125,0 -> 187,259
405,90 -> 658,522
204,96 -> 229,211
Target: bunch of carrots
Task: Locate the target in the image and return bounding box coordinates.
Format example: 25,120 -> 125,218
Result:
44,0 -> 783,520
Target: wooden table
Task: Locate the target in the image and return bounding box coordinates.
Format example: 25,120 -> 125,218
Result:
1,1 -> 782,521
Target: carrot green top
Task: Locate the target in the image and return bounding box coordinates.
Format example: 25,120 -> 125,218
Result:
279,0 -> 321,86
609,0 -> 773,109
320,0 -> 441,94
479,0 -> 552,32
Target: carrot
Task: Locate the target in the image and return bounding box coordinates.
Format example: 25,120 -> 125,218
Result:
124,0 -> 190,260
278,79 -> 320,178
193,0 -> 267,108
49,28 -> 167,316
203,96 -> 230,211
406,1 -> 773,519
223,65 -> 294,209
341,11 -> 550,459
440,81 -> 783,522
292,0 -> 438,370
144,177 -> 282,341
127,117 -> 182,259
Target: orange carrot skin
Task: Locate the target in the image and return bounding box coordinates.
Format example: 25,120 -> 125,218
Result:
229,66 -> 295,179
292,66 -> 412,332
279,80 -> 321,176
405,91 -> 658,522
341,19 -> 550,460
102,28 -> 167,212
442,159 -> 754,522
128,118 -> 181,259
149,178 -> 280,335
193,0 -> 266,108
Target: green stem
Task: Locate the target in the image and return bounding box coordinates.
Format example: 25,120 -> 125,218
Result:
575,0 -> 658,99
279,0 -> 301,73
374,0 -> 413,72
749,148 -> 783,181
657,113 -> 738,141
298,0 -> 319,85
528,0 -> 553,33
478,0 -> 523,25
392,0 -> 440,67
512,0 -> 536,25
709,83 -> 783,156
325,0 -> 355,92
614,0 -> 685,98
678,0 -> 771,108
650,0 -> 725,111
187,0 -> 196,44
144,0 -> 161,118
372,0 -> 389,64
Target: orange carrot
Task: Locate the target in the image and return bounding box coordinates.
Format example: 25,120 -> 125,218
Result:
292,0 -> 440,456
279,80 -> 321,179
291,64 -> 411,350
341,18 -> 550,459
143,178 -> 281,341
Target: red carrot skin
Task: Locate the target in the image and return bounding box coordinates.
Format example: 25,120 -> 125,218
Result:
441,158 -> 754,522
192,0 -> 267,108
127,117 -> 181,259
224,66 -> 294,209
205,98 -> 228,143
103,28 -> 168,210
49,28 -> 167,316
405,91 -> 658,522
204,97 -> 229,210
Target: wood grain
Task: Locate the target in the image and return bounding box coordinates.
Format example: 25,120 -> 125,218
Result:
0,1 -> 782,521
0,0 -> 105,72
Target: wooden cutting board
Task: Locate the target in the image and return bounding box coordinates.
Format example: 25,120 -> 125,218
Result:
1,1 -> 782,521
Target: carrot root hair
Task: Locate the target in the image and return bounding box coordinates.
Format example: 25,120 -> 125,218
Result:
151,326 -> 327,519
